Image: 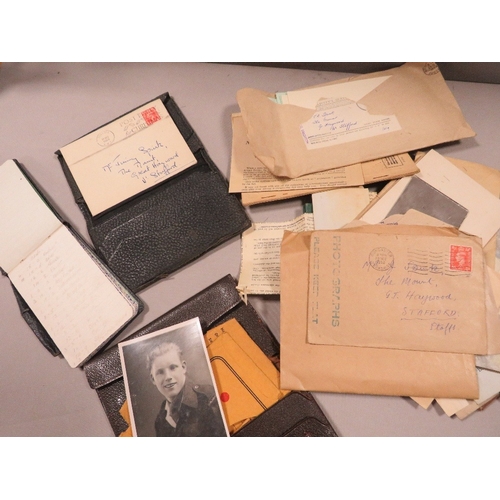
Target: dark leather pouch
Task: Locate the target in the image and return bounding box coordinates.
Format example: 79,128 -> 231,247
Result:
55,93 -> 251,292
84,274 -> 338,437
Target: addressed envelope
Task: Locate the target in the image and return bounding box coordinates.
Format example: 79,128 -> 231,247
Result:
280,230 -> 479,398
307,226 -> 488,354
229,113 -> 418,201
237,63 -> 475,178
59,98 -> 196,216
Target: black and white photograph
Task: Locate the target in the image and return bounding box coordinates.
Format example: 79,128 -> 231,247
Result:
118,317 -> 229,437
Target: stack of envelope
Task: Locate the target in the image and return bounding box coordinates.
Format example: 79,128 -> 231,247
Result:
231,62 -> 500,419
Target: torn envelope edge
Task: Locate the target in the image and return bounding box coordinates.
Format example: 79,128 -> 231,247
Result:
279,230 -> 478,399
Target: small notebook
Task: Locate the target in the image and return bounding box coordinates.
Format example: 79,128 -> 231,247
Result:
0,159 -> 142,367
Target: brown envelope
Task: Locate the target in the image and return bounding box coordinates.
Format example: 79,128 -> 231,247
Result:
279,230 -> 479,398
307,227 -> 488,355
237,63 -> 475,179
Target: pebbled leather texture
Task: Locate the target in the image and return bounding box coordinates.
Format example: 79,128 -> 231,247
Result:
233,392 -> 338,437
84,275 -> 338,437
56,93 -> 251,292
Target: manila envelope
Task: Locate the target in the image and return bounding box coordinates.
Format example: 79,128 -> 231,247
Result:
229,113 -> 418,204
237,63 -> 475,179
307,226 -> 488,355
279,230 -> 479,398
392,209 -> 500,356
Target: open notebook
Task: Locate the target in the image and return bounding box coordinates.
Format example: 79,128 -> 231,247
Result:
0,160 -> 142,367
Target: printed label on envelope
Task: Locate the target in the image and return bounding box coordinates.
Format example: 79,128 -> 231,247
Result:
282,76 -> 401,150
307,229 -> 488,355
299,97 -> 401,150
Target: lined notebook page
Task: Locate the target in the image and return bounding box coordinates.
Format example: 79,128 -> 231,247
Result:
0,160 -> 62,273
9,225 -> 137,367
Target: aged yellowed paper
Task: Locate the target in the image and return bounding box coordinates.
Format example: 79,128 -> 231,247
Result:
237,213 -> 314,295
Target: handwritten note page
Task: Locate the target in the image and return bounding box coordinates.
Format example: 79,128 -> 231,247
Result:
307,228 -> 489,355
0,160 -> 62,273
60,99 -> 196,216
237,213 -> 314,295
9,225 -> 137,367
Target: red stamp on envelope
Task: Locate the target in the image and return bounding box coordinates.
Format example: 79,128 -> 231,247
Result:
450,245 -> 472,272
141,107 -> 161,126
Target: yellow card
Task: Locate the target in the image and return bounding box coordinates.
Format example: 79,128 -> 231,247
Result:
205,318 -> 289,434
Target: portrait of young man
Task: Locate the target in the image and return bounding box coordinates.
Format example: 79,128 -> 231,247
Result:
119,318 -> 228,437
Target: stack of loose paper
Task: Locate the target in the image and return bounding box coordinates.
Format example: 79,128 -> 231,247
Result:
229,112 -> 419,206
279,150 -> 500,416
232,62 -> 500,419
236,62 -> 475,179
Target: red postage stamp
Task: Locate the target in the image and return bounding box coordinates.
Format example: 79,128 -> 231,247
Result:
141,107 -> 161,126
450,245 -> 472,272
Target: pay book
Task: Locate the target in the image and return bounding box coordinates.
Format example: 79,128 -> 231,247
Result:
0,159 -> 143,368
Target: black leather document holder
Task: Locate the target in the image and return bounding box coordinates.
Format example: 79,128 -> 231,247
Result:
0,159 -> 143,367
56,92 -> 251,292
83,274 -> 338,437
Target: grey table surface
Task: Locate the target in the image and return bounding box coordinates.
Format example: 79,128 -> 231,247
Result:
1,61 -> 499,437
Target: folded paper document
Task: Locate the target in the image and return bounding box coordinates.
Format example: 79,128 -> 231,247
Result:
237,63 -> 475,178
312,187 -> 376,230
307,226 -> 488,355
237,213 -> 314,295
279,230 -> 479,398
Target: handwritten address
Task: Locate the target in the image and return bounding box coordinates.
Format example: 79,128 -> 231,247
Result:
371,267 -> 458,334
101,140 -> 181,184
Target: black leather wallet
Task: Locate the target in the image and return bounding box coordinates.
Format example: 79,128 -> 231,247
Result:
55,93 -> 251,292
83,274 -> 338,437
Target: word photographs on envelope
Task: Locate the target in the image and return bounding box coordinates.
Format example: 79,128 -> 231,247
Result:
119,318 -> 229,437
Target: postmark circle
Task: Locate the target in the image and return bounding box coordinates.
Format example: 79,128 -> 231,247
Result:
369,247 -> 394,271
97,130 -> 115,147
